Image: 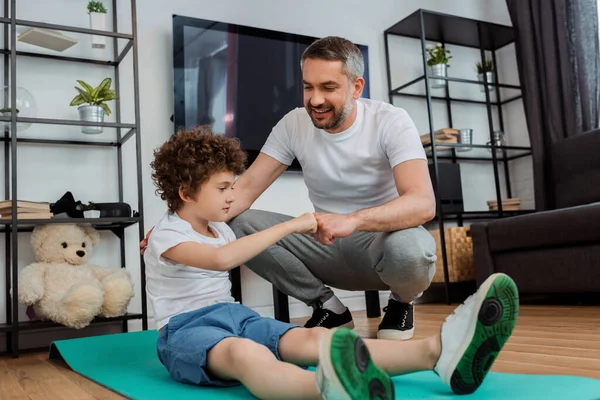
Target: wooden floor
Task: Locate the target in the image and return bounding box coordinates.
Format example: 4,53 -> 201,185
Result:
1,304 -> 599,399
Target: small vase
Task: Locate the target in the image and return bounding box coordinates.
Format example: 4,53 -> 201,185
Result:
428,64 -> 447,89
90,12 -> 106,49
84,210 -> 101,218
78,105 -> 104,134
478,71 -> 495,92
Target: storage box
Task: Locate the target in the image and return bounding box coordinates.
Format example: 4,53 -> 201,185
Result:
429,227 -> 474,282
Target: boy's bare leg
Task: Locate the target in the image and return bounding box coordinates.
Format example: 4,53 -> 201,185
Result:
279,327 -> 440,375
208,337 -> 320,400
280,273 -> 520,395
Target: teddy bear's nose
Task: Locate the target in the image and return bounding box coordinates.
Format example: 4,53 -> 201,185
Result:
76,250 -> 85,257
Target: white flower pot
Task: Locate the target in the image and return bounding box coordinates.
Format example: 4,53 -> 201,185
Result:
478,71 -> 495,92
428,64 -> 447,89
84,210 -> 101,218
90,12 -> 106,49
78,105 -> 104,134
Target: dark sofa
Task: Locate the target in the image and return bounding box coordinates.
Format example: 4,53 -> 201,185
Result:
471,128 -> 600,294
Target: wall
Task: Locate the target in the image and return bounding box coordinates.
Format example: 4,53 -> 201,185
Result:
0,0 -> 532,338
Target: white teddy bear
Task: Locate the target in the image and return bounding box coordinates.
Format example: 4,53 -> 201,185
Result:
18,223 -> 135,329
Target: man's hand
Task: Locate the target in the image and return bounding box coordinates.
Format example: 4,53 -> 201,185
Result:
313,213 -> 358,245
139,227 -> 154,255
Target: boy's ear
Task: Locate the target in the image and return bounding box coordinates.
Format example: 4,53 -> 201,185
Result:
178,185 -> 194,203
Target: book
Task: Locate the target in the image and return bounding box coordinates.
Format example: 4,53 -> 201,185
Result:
0,200 -> 50,210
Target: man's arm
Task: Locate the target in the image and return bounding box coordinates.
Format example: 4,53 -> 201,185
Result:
314,159 -> 435,244
225,153 -> 289,221
351,158 -> 436,231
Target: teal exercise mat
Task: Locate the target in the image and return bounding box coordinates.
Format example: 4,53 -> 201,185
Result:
49,329 -> 600,400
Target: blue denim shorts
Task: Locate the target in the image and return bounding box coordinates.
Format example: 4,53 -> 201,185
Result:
156,302 -> 300,386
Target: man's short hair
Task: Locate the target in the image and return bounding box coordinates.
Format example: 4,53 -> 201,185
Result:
301,36 -> 364,81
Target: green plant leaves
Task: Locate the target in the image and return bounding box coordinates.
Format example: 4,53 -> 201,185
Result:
69,77 -> 118,113
426,44 -> 452,66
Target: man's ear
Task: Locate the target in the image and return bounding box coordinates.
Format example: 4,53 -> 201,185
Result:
352,77 -> 365,100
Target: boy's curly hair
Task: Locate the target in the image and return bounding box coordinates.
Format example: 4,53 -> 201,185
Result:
150,125 -> 247,211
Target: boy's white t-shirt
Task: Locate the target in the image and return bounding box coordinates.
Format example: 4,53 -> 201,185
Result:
261,98 -> 427,214
144,211 -> 236,330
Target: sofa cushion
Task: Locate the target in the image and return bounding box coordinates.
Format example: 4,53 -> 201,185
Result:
551,129 -> 600,208
486,202 -> 600,253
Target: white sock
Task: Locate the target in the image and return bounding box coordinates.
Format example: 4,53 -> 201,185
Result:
390,292 -> 414,304
321,295 -> 346,314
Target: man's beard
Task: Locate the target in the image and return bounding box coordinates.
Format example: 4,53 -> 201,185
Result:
306,96 -> 354,131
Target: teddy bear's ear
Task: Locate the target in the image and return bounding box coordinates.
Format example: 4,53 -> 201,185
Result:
31,225 -> 50,250
80,224 -> 100,246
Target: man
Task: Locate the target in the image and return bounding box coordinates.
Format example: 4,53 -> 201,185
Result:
143,36 -> 437,340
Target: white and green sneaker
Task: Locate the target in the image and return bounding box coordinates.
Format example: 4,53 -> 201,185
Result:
434,273 -> 520,394
316,328 -> 394,400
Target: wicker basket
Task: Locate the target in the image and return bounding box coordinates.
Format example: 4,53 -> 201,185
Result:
429,227 -> 474,283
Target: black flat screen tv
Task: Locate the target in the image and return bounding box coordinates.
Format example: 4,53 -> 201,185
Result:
172,15 -> 370,171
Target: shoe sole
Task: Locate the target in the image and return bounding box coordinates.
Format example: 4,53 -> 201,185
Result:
317,328 -> 394,400
305,320 -> 355,330
377,327 -> 414,340
445,273 -> 519,394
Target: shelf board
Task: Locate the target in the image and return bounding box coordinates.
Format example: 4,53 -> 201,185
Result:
0,312 -> 144,332
0,136 -> 120,147
0,128 -> 136,147
0,217 -> 140,232
0,18 -> 134,64
1,49 -> 119,66
425,143 -> 532,161
13,19 -> 133,40
0,116 -> 136,129
431,210 -> 536,221
385,9 -> 515,50
391,74 -> 521,94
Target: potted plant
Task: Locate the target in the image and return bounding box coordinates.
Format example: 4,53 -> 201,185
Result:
82,202 -> 101,218
426,43 -> 452,89
88,0 -> 107,48
476,59 -> 494,92
69,77 -> 118,134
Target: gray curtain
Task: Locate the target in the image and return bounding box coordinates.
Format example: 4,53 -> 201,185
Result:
506,0 -> 600,210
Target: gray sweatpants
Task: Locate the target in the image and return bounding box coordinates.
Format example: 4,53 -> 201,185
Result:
228,209 -> 437,306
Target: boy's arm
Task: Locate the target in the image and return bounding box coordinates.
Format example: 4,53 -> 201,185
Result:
163,212 -> 316,272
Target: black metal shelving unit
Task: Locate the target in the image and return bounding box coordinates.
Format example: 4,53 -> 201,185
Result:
384,10 -> 535,303
1,0 -> 147,357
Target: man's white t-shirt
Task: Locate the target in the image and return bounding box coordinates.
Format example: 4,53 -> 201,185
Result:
143,211 -> 236,330
261,98 -> 427,214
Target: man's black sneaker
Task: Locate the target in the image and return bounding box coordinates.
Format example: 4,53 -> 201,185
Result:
377,299 -> 414,340
304,305 -> 355,329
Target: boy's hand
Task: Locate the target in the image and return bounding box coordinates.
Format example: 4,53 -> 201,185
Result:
292,212 -> 317,234
139,227 -> 154,255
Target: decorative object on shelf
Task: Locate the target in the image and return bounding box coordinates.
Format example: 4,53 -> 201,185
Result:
429,226 -> 473,283
487,130 -> 506,156
88,0 -> 108,49
426,43 -> 452,89
69,77 -> 118,134
487,198 -> 521,211
476,58 -> 494,92
82,201 -> 100,218
17,27 -> 78,52
0,85 -> 37,132
456,128 -> 473,152
17,223 -> 135,329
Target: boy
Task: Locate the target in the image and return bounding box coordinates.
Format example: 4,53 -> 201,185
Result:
144,126 -> 520,400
